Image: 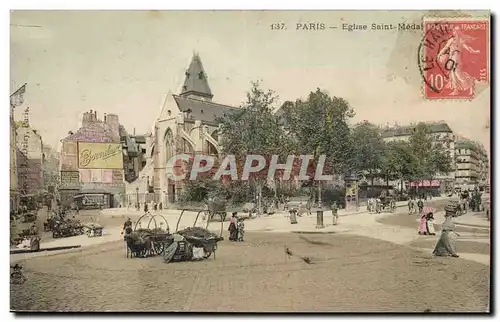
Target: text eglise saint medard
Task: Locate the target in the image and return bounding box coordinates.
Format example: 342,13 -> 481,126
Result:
342,22 -> 422,32
79,144 -> 122,167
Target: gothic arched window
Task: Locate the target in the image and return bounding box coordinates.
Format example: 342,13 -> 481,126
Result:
164,128 -> 174,164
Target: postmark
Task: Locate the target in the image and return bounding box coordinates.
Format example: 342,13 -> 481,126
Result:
418,17 -> 489,100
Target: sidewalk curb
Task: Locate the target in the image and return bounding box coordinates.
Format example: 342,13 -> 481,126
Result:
291,229 -> 353,235
455,222 -> 490,229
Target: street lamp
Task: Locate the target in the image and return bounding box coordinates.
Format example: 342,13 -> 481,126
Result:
135,187 -> 139,211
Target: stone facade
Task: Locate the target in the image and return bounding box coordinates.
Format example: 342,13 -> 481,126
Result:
58,111 -> 125,208
454,138 -> 489,188
127,53 -> 238,206
15,124 -> 45,195
381,121 -> 456,190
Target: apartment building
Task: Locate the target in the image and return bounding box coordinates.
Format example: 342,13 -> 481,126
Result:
381,121 -> 456,190
454,138 -> 489,188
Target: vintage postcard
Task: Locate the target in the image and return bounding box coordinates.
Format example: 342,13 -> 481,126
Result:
10,10 -> 490,313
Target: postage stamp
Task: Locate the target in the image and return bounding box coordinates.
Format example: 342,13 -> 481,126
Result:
418,17 -> 489,100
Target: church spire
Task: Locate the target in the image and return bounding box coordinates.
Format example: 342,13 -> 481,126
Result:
180,52 -> 213,101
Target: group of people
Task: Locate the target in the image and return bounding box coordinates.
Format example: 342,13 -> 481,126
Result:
416,202 -> 461,258
228,212 -> 245,242
367,198 -> 381,213
418,207 -> 436,235
408,198 -> 424,215
128,201 -> 164,214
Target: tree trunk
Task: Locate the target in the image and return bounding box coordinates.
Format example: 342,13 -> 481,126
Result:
257,184 -> 263,216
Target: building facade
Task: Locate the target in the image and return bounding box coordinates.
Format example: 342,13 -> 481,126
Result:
454,138 -> 489,189
15,124 -> 45,195
10,113 -> 18,210
126,53 -> 238,206
42,144 -> 60,193
381,121 -> 456,190
59,111 -> 125,208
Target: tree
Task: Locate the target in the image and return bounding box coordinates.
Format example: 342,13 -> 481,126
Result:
350,121 -> 386,186
408,122 -> 454,186
381,140 -> 418,192
217,81 -> 293,211
282,89 -> 355,204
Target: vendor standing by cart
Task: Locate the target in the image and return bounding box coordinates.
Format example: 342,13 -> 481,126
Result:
122,218 -> 133,237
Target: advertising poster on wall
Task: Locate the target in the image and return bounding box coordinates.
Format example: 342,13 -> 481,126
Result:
90,169 -> 102,183
79,169 -> 91,183
61,141 -> 79,171
112,169 -> 124,183
102,170 -> 113,183
78,142 -> 123,169
60,171 -> 80,189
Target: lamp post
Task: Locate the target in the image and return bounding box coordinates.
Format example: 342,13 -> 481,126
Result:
316,180 -> 324,229
135,187 -> 139,211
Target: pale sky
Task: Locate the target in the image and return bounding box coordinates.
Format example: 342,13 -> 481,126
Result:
10,10 -> 490,154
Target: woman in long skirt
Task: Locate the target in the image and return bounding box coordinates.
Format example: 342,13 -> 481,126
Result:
422,206 -> 436,235
228,212 -> 238,241
289,209 -> 298,224
426,213 -> 436,235
418,213 -> 428,235
433,212 -> 460,257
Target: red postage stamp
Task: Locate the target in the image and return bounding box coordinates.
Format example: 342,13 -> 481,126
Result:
419,17 -> 489,100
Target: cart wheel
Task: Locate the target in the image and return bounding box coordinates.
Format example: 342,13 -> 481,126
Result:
203,251 -> 212,259
154,242 -> 164,255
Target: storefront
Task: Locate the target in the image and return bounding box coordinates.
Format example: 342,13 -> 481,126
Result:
409,180 -> 441,196
74,193 -> 113,209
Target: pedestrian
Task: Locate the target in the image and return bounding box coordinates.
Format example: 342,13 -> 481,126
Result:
332,202 -> 339,225
375,198 -> 381,213
418,213 -> 428,235
408,198 -> 413,215
417,199 -> 424,214
433,204 -> 460,258
159,202 -> 163,211
153,202 -> 158,212
228,212 -> 238,241
289,208 -> 298,224
426,212 -> 436,236
144,202 -> 148,214
237,217 -> 245,242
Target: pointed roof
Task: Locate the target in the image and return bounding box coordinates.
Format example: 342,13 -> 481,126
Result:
180,52 -> 213,100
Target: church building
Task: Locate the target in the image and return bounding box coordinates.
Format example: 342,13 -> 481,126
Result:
127,52 -> 239,206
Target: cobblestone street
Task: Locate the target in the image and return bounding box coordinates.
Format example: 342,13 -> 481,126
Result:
11,230 -> 489,312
